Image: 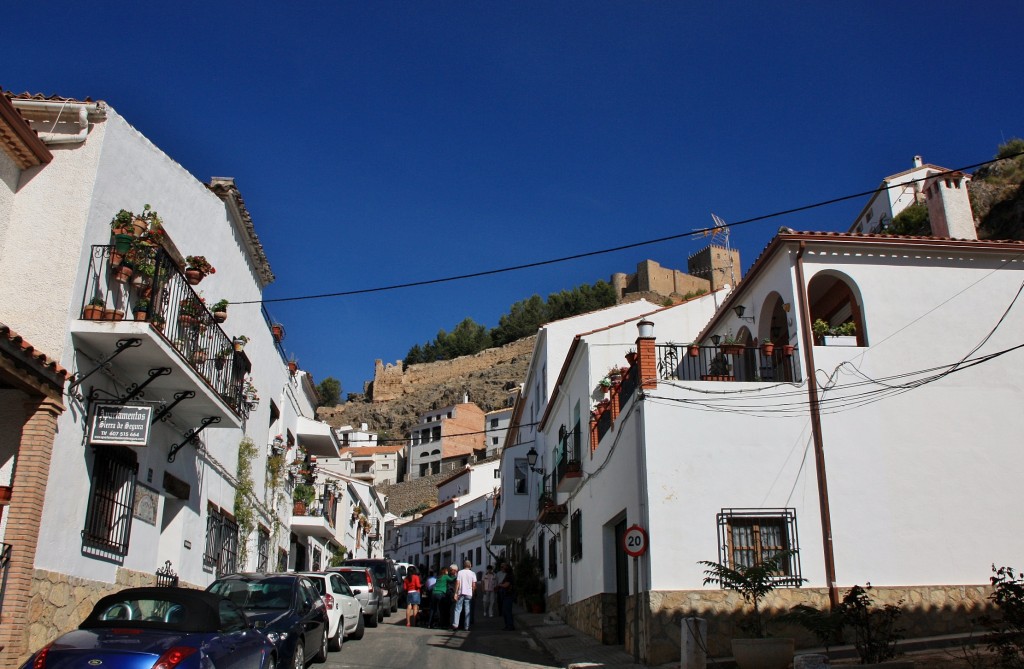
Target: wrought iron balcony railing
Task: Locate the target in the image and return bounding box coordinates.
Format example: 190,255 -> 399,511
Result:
78,245 -> 251,416
655,343 -> 801,383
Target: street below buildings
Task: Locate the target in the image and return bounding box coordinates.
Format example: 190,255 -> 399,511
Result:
325,608 -> 559,669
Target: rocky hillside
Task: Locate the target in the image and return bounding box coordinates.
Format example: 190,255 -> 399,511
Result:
973,141 -> 1024,241
317,336 -> 534,444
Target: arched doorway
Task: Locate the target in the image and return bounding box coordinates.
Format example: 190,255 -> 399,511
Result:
807,272 -> 867,346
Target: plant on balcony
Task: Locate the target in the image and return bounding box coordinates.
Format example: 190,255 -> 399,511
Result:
150,313 -> 165,331
288,354 -> 299,376
133,298 -> 150,321
184,255 -> 216,285
211,298 -> 229,323
82,296 -> 105,320
760,338 -> 775,357
232,335 -> 249,352
111,260 -> 134,284
271,322 -> 286,343
688,342 -> 701,357
178,296 -> 207,327
720,336 -> 745,355
110,209 -> 134,235
293,483 -> 315,515
705,353 -> 733,380
243,379 -> 259,406
214,346 -> 233,370
625,348 -> 637,366
812,319 -> 856,344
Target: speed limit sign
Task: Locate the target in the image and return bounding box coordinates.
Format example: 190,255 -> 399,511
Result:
622,524 -> 648,557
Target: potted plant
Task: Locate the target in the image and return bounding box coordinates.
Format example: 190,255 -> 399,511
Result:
215,346 -> 233,370
133,298 -> 150,321
688,342 -> 701,357
232,335 -> 248,352
720,337 -> 745,356
211,298 -> 229,323
293,483 -> 315,516
110,209 -> 134,236
625,348 -> 637,366
184,255 -> 216,285
192,349 -> 208,366
150,313 -> 166,332
111,259 -> 134,284
178,296 -> 206,327
82,296 -> 105,320
760,338 -> 775,357
699,549 -> 800,669
288,354 -> 299,376
782,343 -> 795,357
271,322 -> 286,343
702,353 -> 733,381
812,319 -> 857,346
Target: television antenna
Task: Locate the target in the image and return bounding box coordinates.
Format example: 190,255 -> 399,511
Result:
708,213 -> 736,287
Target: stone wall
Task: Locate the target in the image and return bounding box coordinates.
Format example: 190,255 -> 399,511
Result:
22,567 -> 201,663
563,584 -> 994,667
369,338 -> 535,403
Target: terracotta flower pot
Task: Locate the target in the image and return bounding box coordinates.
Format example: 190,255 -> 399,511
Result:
721,344 -> 744,355
83,304 -> 104,320
214,310 -> 227,323
184,269 -> 205,285
688,344 -> 700,357
783,344 -> 795,357
113,265 -> 134,283
760,342 -> 775,357
112,309 -> 126,321
133,309 -> 149,321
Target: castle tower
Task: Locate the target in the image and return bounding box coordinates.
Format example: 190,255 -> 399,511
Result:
687,244 -> 741,291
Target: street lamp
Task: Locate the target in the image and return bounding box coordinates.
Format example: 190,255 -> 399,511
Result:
526,447 -> 544,474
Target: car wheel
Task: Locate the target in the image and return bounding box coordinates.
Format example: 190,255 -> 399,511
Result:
349,612 -> 365,640
292,641 -> 305,669
314,627 -> 328,663
328,619 -> 343,652
382,600 -> 390,617
390,598 -> 398,614
377,607 -> 385,623
365,611 -> 378,628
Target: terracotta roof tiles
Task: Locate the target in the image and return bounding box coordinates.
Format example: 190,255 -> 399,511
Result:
0,323 -> 69,381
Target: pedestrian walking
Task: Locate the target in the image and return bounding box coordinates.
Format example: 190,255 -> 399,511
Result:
482,565 -> 496,617
429,566 -> 452,628
497,561 -> 515,630
403,566 -> 422,627
451,560 -> 477,631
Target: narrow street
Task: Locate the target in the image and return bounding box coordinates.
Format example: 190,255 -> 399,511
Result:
325,609 -> 559,669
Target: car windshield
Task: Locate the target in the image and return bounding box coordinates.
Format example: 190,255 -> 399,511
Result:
347,561 -> 387,580
209,578 -> 293,610
88,596 -> 193,628
305,576 -> 326,595
337,570 -> 369,587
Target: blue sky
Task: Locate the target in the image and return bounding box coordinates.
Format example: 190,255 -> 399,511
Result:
5,2 -> 1022,398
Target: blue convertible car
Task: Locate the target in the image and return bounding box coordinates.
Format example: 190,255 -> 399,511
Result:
20,586 -> 275,669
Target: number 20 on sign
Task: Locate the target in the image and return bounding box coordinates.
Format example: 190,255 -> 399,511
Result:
623,524 -> 648,558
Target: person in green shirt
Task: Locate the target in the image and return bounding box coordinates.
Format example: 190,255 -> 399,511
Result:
429,566 -> 453,628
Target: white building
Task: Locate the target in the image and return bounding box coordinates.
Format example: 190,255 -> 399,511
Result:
849,155 -> 973,234
330,444 -> 405,486
406,401 -> 486,479
484,406 -> 513,458
519,229 -> 1024,664
0,92 -> 338,662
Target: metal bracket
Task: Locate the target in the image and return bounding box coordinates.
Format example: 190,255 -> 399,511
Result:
67,338 -> 142,400
122,367 -> 172,404
152,390 -> 195,424
168,416 -> 220,463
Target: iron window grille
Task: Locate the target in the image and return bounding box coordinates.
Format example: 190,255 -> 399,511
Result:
715,508 -> 802,587
204,505 -> 238,576
570,509 -> 582,562
257,527 -> 270,572
82,446 -> 139,557
548,536 -> 557,578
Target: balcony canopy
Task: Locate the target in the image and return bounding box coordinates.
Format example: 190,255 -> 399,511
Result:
295,416 -> 342,458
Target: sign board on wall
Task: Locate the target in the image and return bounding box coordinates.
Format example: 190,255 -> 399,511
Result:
89,402 -> 153,446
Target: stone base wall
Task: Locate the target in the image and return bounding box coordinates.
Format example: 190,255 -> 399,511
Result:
23,567 -> 200,661
564,591 -> 619,644
565,584 -> 994,667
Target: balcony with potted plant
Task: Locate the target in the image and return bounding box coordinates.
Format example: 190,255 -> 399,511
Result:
71,234 -> 250,427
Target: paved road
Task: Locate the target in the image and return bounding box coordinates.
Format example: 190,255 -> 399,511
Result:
323,607 -> 560,668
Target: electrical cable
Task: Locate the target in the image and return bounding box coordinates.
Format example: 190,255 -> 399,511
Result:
233,152 -> 1024,306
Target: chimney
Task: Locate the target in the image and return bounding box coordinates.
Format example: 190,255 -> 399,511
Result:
913,155 -> 923,168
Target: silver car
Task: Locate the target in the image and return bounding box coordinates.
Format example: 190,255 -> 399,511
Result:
330,567 -> 384,628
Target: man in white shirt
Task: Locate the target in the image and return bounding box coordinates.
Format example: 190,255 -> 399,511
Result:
451,559 -> 477,631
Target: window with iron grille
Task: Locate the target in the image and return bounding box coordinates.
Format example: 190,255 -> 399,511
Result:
257,526 -> 270,572
548,536 -> 557,577
537,534 -> 545,574
716,508 -> 802,587
82,447 -> 139,556
570,509 -> 582,562
312,546 -> 322,571
277,548 -> 288,572
203,505 -> 238,576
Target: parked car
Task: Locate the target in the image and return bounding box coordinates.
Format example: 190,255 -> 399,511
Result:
19,586 -> 275,669
298,571 -> 364,647
329,566 -> 385,628
208,573 -> 328,669
393,561 -> 415,606
342,558 -> 399,613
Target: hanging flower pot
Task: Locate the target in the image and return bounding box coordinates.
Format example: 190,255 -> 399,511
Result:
233,336 -> 248,352
113,233 -> 134,254
271,323 -> 285,343
720,343 -> 744,356
184,255 -> 215,286
184,269 -> 204,285
688,344 -> 700,357
760,341 -> 775,357
150,314 -> 166,331
625,351 -> 637,366
131,217 -> 148,237
192,350 -> 207,366
288,358 -> 298,376
112,264 -> 134,284
82,300 -> 105,320
783,344 -> 795,357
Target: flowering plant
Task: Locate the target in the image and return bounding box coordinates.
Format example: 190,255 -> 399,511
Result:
185,255 -> 216,275
179,296 -> 207,318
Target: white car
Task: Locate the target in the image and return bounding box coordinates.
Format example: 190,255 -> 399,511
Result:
299,571 -> 365,649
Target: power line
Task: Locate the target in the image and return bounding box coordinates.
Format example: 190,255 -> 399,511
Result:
235,151 -> 1023,306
